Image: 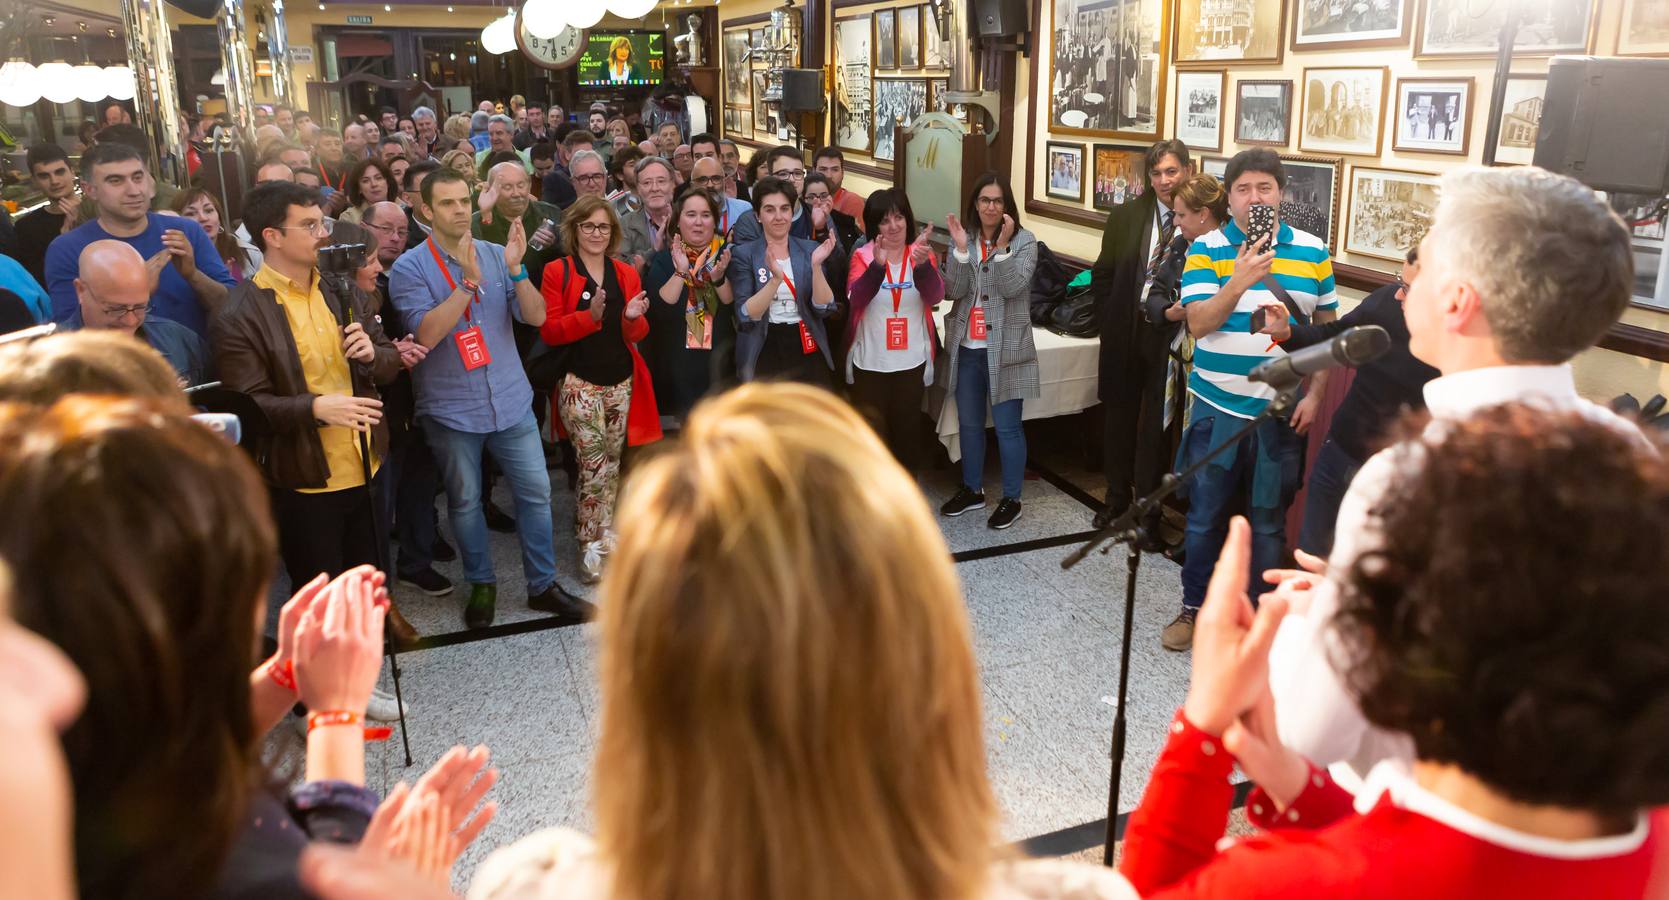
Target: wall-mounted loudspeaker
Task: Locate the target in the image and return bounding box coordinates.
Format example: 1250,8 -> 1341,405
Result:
779,69 -> 825,113
974,0 -> 1028,37
1535,56 -> 1669,195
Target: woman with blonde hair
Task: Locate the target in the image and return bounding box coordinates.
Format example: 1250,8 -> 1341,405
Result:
441,148 -> 481,192
465,383 -> 1129,900
443,112 -> 472,145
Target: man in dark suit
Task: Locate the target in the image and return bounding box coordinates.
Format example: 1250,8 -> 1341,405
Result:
1090,139 -> 1194,540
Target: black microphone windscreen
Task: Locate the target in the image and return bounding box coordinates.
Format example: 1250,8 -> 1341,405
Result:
1335,325 -> 1392,366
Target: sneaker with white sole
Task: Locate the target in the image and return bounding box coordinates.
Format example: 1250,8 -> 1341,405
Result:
366,687 -> 407,722
987,497 -> 1023,529
940,485 -> 986,517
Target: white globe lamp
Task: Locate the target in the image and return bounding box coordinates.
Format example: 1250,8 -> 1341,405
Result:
105,65 -> 137,101
0,60 -> 40,107
39,62 -> 79,104
608,0 -> 658,17
74,64 -> 108,103
521,0 -> 570,39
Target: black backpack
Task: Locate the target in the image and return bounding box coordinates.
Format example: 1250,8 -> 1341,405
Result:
1029,241 -> 1071,327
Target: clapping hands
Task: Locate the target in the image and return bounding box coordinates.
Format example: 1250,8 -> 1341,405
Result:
909,224 -> 936,266
292,565 -> 387,716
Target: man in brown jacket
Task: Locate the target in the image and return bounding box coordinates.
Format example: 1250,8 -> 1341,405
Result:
211,180 -> 417,643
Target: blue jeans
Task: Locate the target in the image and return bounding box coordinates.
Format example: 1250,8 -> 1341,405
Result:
423,411 -> 557,593
955,347 -> 1026,500
1176,399 -> 1304,611
378,427 -> 440,578
1297,437 -> 1362,557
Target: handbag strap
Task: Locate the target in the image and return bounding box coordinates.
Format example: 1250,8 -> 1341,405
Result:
1259,274 -> 1309,327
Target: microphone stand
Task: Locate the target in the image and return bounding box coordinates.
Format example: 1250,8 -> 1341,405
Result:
321,267 -> 416,768
1062,384 -> 1298,866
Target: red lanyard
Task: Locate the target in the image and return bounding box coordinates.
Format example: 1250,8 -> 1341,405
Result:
980,239 -> 993,262
885,258 -> 912,314
426,237 -> 480,322
319,161 -> 344,191
778,262 -> 797,300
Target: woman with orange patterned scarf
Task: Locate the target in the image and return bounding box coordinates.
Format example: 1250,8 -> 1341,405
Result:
644,187 -> 735,424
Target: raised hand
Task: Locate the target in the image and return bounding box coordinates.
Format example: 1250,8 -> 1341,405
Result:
810,233 -> 837,266
1229,233 -> 1276,292
56,197 -> 82,233
671,235 -> 691,274
588,285 -> 609,322
161,229 -> 197,278
292,565 -> 387,715
503,219 -> 528,272
624,290 -> 650,320
945,213 -> 969,253
359,744 -> 498,887
456,233 -> 482,284
810,202 -> 829,232
271,573 -> 329,687
910,224 -> 935,266
477,178 -> 500,226
341,322 -> 375,364
711,246 -> 732,277
1222,688 -> 1312,812
996,213 -> 1016,250
1180,517 -> 1290,737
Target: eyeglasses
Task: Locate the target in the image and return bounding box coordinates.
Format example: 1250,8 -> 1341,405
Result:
574,173 -> 607,184
975,196 -> 1005,208
773,168 -> 807,180
275,218 -> 334,237
803,192 -> 832,203
366,221 -> 409,239
578,222 -> 613,235
691,175 -> 724,187
101,301 -> 152,318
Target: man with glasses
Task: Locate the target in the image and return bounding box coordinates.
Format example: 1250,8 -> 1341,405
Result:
211,180 -> 420,643
730,145 -> 814,245
690,157 -> 750,239
540,129 -> 598,210
813,146 -> 866,232
389,168 -> 593,629
61,240 -> 209,384
569,150 -> 610,202
44,143 -> 235,339
671,144 -> 694,185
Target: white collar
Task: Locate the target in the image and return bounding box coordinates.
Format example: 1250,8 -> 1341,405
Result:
1422,364 -> 1578,420
1155,197 -> 1171,218
1355,761 -> 1650,860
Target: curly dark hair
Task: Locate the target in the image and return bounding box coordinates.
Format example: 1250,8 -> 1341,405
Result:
1332,405 -> 1669,818
345,155 -> 398,208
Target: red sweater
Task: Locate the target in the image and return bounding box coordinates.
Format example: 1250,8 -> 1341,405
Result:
1120,711 -> 1665,898
538,256 -> 662,447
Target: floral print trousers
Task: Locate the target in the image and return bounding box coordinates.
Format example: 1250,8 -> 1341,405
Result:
556,373 -> 631,544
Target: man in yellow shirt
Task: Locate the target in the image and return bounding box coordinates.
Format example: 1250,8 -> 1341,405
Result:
211,180 -> 415,644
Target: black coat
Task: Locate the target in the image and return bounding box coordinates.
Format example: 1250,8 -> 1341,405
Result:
1090,193 -> 1177,401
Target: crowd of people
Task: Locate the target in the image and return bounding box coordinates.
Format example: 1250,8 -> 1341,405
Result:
2,88 -> 1668,898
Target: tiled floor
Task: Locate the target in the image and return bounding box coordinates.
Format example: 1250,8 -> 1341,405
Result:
275,414 -> 1207,885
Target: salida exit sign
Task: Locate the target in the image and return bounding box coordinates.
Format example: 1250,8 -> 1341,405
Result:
346,14 -> 373,24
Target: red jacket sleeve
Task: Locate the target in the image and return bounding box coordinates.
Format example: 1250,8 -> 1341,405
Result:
617,260 -> 649,343
539,257 -> 602,346
1119,711 -> 1239,895
1244,766 -> 1356,833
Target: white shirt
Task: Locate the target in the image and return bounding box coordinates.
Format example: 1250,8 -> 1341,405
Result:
1268,364 -> 1640,780
950,240 -> 1012,353
851,257 -> 929,375
766,257 -> 801,324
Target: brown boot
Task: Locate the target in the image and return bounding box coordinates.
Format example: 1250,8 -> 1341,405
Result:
386,602 -> 421,649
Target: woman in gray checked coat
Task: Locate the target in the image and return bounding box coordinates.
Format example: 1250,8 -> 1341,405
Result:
935,173 -> 1040,530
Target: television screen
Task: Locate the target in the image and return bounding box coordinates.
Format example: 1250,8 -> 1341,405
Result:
577,31 -> 665,87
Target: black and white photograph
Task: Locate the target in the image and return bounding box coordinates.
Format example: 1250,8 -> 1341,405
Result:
834,16 -> 874,153
924,2 -> 950,68
750,28 -> 767,63
1345,166 -> 1439,262
899,5 -> 922,69
1235,79 -> 1291,146
1049,0 -> 1167,138
723,30 -> 752,108
1278,154 -> 1343,251
1606,191 -> 1667,310
751,70 -> 770,138
1176,70 -> 1225,151
1485,75 -> 1547,166
1292,0 -> 1410,50
1299,66 -> 1387,157
1046,141 -> 1087,202
928,77 -> 966,123
1173,0 -> 1286,64
876,9 -> 898,69
1618,0 -> 1669,55
1092,143 -> 1149,209
1200,155 -> 1230,180
873,77 -> 927,163
1418,0 -> 1594,56
1393,77 -> 1471,155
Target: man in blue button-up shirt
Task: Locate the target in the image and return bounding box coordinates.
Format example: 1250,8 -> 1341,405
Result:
389,168 -> 594,629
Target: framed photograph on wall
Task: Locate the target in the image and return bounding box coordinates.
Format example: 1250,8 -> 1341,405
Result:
736,108 -> 753,137
834,16 -> 874,154
1417,0 -> 1595,57
1176,70 -> 1225,151
1092,143 -> 1151,209
1299,66 -> 1387,157
1278,154 -> 1343,252
1046,141 -> 1087,202
1235,79 -> 1291,146
751,70 -> 770,138
1292,0 -> 1409,50
875,9 -> 898,69
749,28 -> 767,62
1345,166 -> 1440,262
924,3 -> 950,68
899,5 -> 922,69
873,77 -> 928,163
1392,77 -> 1472,155
1173,0 -> 1285,65
723,30 -> 752,108
1483,74 -> 1547,166
1048,0 -> 1169,140
928,77 -> 967,123
1199,155 -> 1230,180
1617,0 -> 1669,55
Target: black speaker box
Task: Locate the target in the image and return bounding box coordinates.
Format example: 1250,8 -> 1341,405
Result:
1534,56 -> 1669,195
166,0 -> 222,18
779,69 -> 825,113
974,0 -> 1028,36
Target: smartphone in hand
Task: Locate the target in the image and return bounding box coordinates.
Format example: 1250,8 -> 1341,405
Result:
1245,203 -> 1276,249
1249,307 -> 1268,334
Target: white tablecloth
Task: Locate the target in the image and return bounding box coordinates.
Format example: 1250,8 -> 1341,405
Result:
931,311 -> 1102,461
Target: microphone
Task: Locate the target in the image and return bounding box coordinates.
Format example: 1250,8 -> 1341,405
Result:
1248,325 -> 1391,389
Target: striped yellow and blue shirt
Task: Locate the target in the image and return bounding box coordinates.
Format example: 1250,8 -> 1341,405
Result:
1179,219 -> 1337,418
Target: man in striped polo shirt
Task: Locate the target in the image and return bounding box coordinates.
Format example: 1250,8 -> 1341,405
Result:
1164,148 -> 1337,650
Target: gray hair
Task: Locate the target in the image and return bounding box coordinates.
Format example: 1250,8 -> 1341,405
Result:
488,114 -> 514,130
411,106 -> 436,122
635,155 -> 676,180
569,149 -> 606,172
1430,166 -> 1632,364
471,111 -> 490,129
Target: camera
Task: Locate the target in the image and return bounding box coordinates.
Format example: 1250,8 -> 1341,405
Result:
317,242 -> 369,275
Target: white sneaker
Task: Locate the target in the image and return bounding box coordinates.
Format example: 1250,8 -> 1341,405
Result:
366,687 -> 407,723
579,540 -> 605,584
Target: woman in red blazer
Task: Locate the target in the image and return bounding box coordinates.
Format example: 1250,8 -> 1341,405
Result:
540,194 -> 661,584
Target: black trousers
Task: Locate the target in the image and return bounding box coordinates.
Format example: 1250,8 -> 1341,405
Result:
271,484 -> 380,588
849,363 -> 926,470
1102,325 -> 1172,516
